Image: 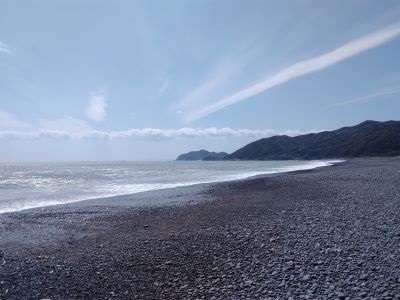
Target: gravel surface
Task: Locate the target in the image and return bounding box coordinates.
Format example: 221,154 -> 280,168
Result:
1,158 -> 400,299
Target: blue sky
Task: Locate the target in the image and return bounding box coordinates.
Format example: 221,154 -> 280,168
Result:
1,0 -> 400,161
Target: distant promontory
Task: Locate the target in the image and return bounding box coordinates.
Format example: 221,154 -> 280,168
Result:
176,150 -> 228,161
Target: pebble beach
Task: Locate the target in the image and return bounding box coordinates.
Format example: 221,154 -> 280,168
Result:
1,158 -> 400,299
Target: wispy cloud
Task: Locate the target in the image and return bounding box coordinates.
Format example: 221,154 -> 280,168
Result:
0,42 -> 12,54
178,63 -> 237,110
184,22 -> 400,122
38,116 -> 92,132
159,79 -> 169,95
176,40 -> 261,117
331,85 -> 400,107
0,109 -> 93,133
0,110 -> 28,129
86,92 -> 107,122
0,127 -> 318,141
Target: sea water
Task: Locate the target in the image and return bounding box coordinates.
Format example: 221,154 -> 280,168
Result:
0,160 -> 339,213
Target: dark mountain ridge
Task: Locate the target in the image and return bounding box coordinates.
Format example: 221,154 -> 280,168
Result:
225,120 -> 400,160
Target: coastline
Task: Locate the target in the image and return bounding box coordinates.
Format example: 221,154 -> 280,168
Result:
0,159 -> 341,214
1,157 -> 399,299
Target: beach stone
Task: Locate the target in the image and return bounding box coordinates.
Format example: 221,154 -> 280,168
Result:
303,274 -> 311,281
359,274 -> 368,281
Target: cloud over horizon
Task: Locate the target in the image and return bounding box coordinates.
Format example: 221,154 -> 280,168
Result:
0,127 -> 317,141
0,109 -> 316,142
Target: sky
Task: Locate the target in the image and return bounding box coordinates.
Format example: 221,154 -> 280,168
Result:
0,0 -> 400,161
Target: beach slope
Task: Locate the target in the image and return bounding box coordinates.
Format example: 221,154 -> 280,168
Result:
1,158 -> 400,299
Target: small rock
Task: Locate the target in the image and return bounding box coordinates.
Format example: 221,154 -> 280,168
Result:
359,274 -> 368,281
287,261 -> 295,270
303,274 -> 310,281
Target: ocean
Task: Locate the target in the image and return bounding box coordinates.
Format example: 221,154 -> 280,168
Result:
0,160 -> 339,213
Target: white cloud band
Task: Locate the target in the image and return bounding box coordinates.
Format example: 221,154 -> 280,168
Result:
0,127 -> 317,141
